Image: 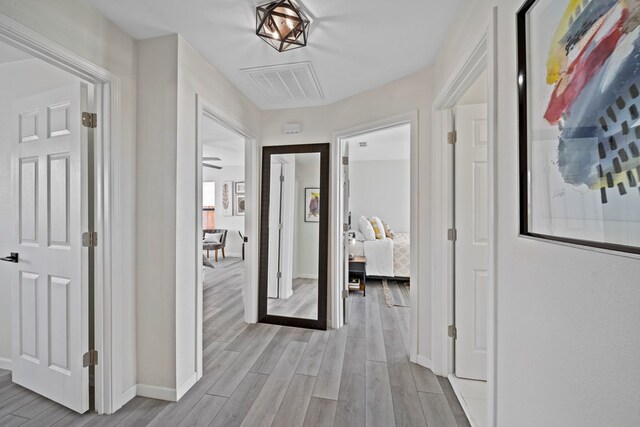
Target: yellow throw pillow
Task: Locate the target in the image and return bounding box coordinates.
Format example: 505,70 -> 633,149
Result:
370,217 -> 386,239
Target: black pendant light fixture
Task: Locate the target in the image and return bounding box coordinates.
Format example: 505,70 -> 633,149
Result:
256,0 -> 310,52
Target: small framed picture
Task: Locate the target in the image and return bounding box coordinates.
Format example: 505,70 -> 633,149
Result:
235,181 -> 245,194
235,194 -> 246,216
304,188 -> 320,223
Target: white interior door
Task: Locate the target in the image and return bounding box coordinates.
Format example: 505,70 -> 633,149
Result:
342,142 -> 350,323
267,162 -> 283,298
8,84 -> 90,413
454,103 -> 488,381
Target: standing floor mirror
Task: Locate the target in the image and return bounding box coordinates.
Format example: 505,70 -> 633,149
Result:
258,143 -> 329,330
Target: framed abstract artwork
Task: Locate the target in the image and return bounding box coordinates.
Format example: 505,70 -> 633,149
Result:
517,0 -> 640,254
305,188 -> 320,223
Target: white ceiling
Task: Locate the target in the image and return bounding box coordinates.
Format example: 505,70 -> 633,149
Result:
86,0 -> 462,110
347,123 -> 410,162
202,115 -> 245,167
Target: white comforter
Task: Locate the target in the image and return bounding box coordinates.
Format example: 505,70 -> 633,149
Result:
350,232 -> 410,277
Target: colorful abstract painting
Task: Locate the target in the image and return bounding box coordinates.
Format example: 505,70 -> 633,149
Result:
305,188 -> 320,223
519,0 -> 640,252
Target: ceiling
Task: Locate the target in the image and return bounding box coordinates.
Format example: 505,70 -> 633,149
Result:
347,123 -> 410,162
202,115 -> 245,167
86,0 -> 462,110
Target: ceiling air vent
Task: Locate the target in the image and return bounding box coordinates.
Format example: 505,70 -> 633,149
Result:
241,61 -> 324,104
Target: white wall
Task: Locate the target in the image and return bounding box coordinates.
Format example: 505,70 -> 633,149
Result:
203,165 -> 245,257
0,58 -> 81,366
293,158 -> 320,278
349,159 -> 410,233
135,34 -> 261,397
433,0 -> 640,425
0,0 -> 139,408
136,34 -> 179,392
261,68 -> 433,358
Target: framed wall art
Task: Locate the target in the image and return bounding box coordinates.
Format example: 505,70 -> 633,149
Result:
235,194 -> 246,216
221,181 -> 234,217
305,187 -> 320,223
517,0 -> 640,254
235,181 -> 245,194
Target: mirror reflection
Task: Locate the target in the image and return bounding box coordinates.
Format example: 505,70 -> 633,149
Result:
266,152 -> 320,320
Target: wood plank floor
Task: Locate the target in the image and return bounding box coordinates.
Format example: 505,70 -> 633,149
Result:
0,256 -> 470,426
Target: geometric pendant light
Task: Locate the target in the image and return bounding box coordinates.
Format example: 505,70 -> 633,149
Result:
256,0 -> 310,52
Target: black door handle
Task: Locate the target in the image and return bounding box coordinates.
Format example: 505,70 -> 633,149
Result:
0,253 -> 18,263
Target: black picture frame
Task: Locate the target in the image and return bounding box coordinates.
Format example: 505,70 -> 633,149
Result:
258,143 -> 329,330
517,0 -> 640,255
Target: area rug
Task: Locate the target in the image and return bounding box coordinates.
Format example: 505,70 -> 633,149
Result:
382,279 -> 410,307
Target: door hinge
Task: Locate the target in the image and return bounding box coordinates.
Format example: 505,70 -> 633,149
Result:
279,175 -> 285,182
83,350 -> 98,367
278,223 -> 283,230
82,231 -> 98,247
343,223 -> 349,232
447,228 -> 457,242
82,112 -> 97,129
277,272 -> 282,279
448,325 -> 457,339
342,289 -> 349,299
342,156 -> 349,166
447,130 -> 457,144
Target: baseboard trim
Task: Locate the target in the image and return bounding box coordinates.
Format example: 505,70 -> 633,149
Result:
176,372 -> 198,401
0,357 -> 12,371
416,355 -> 433,370
136,383 -> 177,402
122,384 -> 137,405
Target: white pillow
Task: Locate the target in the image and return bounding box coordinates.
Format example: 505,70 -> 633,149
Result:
371,217 -> 387,240
358,216 -> 376,241
203,232 -> 223,243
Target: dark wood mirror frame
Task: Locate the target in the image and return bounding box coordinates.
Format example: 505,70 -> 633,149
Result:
258,143 -> 330,330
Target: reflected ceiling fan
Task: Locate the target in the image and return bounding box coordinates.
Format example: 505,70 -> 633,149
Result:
203,157 -> 222,170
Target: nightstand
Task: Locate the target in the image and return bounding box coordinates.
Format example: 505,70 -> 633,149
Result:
348,256 -> 367,296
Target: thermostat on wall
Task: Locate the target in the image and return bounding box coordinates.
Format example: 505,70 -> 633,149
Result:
283,122 -> 302,134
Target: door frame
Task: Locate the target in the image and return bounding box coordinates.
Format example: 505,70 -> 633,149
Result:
430,7 -> 498,426
331,111 -> 419,363
195,95 -> 259,380
0,13 -> 122,414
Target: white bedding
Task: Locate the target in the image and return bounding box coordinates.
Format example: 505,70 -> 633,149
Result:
350,232 -> 410,277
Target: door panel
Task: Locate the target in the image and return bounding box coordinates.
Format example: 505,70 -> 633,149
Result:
454,103 -> 488,381
342,142 -> 350,323
10,84 -> 89,413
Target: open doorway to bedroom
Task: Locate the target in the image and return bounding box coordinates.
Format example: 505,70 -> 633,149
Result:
340,122 -> 413,348
198,111 -> 248,366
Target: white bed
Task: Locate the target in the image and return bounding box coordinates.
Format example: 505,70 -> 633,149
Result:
350,232 -> 410,278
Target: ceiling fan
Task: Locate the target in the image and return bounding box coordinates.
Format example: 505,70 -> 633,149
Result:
203,157 -> 222,170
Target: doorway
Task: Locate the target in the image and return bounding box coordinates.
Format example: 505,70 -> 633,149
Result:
451,69 -> 489,427
333,113 -> 419,361
196,100 -> 257,378
0,38 -> 99,414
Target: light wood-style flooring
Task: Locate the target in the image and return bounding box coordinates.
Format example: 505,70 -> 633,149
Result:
0,256 -> 470,426
267,278 -> 318,319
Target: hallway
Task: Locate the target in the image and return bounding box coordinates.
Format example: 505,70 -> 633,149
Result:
0,259 -> 468,426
